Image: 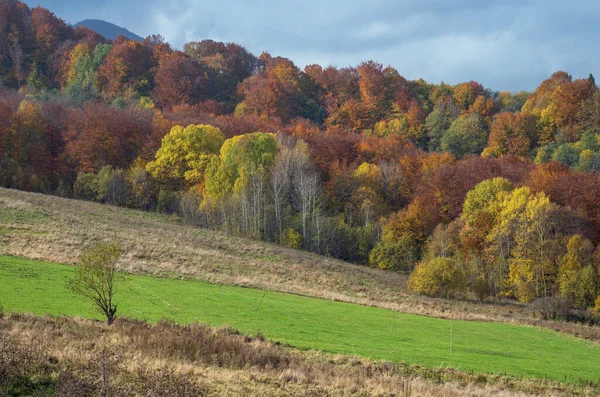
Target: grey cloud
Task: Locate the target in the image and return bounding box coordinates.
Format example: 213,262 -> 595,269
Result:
25,0 -> 600,91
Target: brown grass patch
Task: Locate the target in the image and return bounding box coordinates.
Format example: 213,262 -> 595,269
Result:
1,313 -> 596,396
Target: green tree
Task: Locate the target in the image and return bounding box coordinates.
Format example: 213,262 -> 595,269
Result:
204,132 -> 278,201
369,234 -> 418,271
69,242 -> 122,325
65,43 -> 112,102
576,266 -> 599,308
441,114 -> 488,158
552,144 -> 580,167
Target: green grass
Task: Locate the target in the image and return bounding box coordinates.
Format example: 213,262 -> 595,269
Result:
1,255 -> 599,383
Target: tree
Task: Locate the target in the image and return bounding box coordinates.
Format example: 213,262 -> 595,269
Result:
152,51 -> 208,108
69,242 -> 122,325
146,124 -> 225,189
576,265 -> 599,308
441,114 -> 487,158
424,97 -> 459,152
453,81 -> 485,112
483,112 -> 538,158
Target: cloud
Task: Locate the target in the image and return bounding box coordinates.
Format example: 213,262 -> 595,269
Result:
26,0 -> 600,91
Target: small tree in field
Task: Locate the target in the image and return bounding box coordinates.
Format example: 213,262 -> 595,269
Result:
70,242 -> 122,325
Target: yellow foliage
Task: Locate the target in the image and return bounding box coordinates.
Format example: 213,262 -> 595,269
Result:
593,296 -> 600,315
146,124 -> 225,188
282,228 -> 302,250
408,257 -> 466,299
507,259 -> 535,303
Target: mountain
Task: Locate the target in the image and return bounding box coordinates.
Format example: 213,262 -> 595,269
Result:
74,19 -> 144,41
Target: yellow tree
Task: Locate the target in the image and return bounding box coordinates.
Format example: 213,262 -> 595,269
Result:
351,162 -> 385,226
512,192 -> 556,299
146,124 -> 225,190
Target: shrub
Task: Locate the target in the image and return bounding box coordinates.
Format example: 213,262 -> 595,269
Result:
282,228 -> 301,249
73,172 -> 98,201
407,257 -> 466,299
157,189 -> 179,214
593,296 -> 600,316
369,235 -> 418,271
531,297 -> 571,320
576,266 -> 599,308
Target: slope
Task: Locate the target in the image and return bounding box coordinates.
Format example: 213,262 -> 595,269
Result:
2,255 -> 600,382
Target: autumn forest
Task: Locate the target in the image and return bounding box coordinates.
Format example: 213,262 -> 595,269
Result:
2,0 -> 600,315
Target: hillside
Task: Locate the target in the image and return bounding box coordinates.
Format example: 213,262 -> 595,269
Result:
74,19 -> 143,41
2,256 -> 600,383
2,1 -> 600,320
1,187 -> 599,343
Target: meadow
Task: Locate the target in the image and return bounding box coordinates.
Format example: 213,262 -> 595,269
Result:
1,255 -> 600,383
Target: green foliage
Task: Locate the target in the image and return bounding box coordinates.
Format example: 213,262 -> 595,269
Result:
425,108 -> 455,152
127,164 -> 158,210
534,144 -> 556,164
157,189 -> 179,214
461,177 -> 513,228
369,234 -> 419,271
441,114 -> 487,158
407,257 -> 466,299
204,132 -> 277,201
580,131 -> 599,151
73,172 -> 98,201
64,44 -> 111,102
69,242 -> 122,325
92,44 -> 112,69
552,144 -> 580,167
112,97 -> 127,108
576,266 -> 599,308
26,63 -> 46,91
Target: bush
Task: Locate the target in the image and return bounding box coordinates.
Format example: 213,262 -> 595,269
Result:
369,235 -> 418,271
407,257 -> 466,299
593,297 -> 600,316
157,189 -> 179,214
73,172 -> 98,201
531,297 -> 571,320
576,266 -> 599,308
282,228 -> 301,249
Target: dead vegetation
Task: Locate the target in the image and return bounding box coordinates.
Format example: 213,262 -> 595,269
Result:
0,187 -> 599,343
1,313 -> 597,397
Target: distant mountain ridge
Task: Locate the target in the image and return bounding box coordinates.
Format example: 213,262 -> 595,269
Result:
75,19 -> 143,42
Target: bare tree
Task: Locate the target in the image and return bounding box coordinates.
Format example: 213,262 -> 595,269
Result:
271,146 -> 292,241
70,242 -> 122,325
8,33 -> 23,90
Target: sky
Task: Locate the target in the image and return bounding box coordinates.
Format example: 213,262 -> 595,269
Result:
24,0 -> 600,92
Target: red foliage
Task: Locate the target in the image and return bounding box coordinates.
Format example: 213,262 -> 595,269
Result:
64,103 -> 152,171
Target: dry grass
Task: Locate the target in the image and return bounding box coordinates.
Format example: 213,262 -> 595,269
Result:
0,187 -> 599,343
1,313 -> 596,397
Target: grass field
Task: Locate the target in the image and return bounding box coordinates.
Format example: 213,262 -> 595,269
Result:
4,187 -> 600,347
2,255 -> 600,383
